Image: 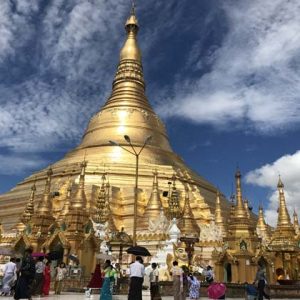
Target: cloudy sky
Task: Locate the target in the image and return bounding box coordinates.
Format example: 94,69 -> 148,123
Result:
1,0 -> 300,226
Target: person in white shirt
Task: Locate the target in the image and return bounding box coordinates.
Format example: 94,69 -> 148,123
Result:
1,257 -> 16,296
128,256 -> 145,300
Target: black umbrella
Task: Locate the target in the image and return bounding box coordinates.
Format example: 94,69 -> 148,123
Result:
126,246 -> 151,256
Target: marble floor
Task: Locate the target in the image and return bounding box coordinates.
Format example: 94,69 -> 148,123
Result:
0,293 -> 299,300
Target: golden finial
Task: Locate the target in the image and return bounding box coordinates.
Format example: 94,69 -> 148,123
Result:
120,0 -> 140,62
277,175 -> 284,189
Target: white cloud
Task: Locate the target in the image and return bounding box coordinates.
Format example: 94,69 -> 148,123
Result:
0,154 -> 46,175
245,151 -> 300,226
157,0 -> 300,133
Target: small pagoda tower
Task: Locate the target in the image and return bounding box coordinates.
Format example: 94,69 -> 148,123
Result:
214,169 -> 261,283
29,167 -> 56,249
268,177 -> 299,280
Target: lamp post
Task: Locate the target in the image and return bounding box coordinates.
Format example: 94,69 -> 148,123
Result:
109,135 -> 152,246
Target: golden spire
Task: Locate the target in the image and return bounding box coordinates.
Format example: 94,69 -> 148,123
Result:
105,180 -> 117,232
120,2 -> 141,62
234,169 -> 247,219
59,179 -> 72,218
215,190 -> 223,225
276,177 -> 292,227
256,205 -> 270,241
21,182 -> 36,224
36,167 -> 53,215
76,3 -> 176,163
244,199 -> 250,219
72,161 -> 87,210
167,174 -> 181,219
94,173 -> 109,224
143,170 -> 162,221
293,209 -> 299,234
178,187 -> 200,237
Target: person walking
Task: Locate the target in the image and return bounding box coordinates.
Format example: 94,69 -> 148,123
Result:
14,247 -> 36,300
205,266 -> 214,284
149,263 -> 161,300
187,273 -> 200,299
170,261 -> 184,300
254,263 -> 270,300
54,262 -> 67,295
33,256 -> 45,296
100,260 -> 114,300
128,256 -> 145,300
42,261 -> 51,296
1,257 -> 16,296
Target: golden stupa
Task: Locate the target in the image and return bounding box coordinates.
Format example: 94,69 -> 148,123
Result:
2,5 -> 299,284
0,6 -> 230,253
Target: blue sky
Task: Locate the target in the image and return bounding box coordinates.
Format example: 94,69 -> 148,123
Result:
1,0 -> 300,226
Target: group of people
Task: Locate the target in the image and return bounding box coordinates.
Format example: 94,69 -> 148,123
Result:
1,247 -> 68,299
99,257 -> 203,300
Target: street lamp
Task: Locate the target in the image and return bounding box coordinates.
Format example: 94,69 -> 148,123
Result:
109,135 -> 152,246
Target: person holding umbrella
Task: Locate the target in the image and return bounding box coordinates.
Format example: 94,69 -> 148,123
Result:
128,256 -> 145,300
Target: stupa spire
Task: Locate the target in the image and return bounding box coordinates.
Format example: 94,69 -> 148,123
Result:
72,161 -> 87,210
244,199 -> 250,219
59,179 -> 72,220
234,169 -> 247,219
178,187 -> 200,237
293,209 -> 299,235
276,177 -> 292,227
37,167 -> 53,215
21,182 -> 36,224
167,174 -> 181,219
94,174 -> 109,224
215,190 -> 223,225
143,170 -> 162,222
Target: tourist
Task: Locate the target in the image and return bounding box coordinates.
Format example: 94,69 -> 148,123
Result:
170,261 -> 184,300
1,257 -> 16,296
42,261 -> 51,296
54,262 -> 67,295
14,247 -> 36,300
100,260 -> 114,300
187,273 -> 200,299
33,256 -> 45,296
149,263 -> 161,300
205,266 -> 214,283
128,256 -> 145,300
253,263 -> 270,300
